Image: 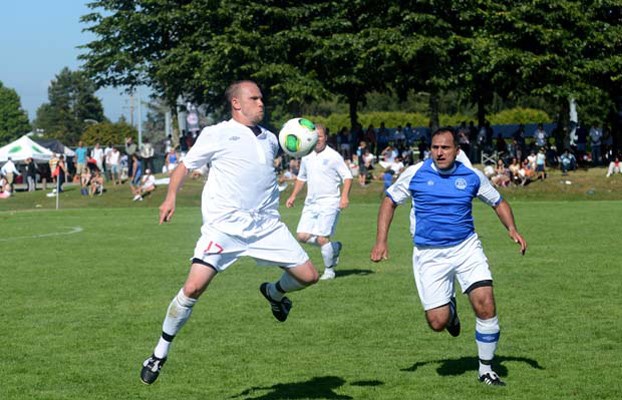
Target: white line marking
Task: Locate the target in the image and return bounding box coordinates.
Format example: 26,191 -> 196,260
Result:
0,226 -> 83,242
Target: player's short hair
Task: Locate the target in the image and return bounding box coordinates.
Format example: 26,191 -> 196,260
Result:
225,80 -> 259,105
315,123 -> 326,136
431,127 -> 458,146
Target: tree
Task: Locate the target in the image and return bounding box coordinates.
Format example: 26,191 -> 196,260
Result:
81,121 -> 137,147
0,81 -> 30,143
34,67 -> 105,145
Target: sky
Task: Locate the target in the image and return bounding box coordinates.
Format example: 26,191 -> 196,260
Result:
0,1 -> 146,125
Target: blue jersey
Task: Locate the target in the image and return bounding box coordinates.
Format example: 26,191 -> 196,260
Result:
387,158 -> 501,247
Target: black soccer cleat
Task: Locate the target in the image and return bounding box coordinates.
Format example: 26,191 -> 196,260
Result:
479,371 -> 506,386
140,354 -> 167,385
260,282 -> 292,322
446,296 -> 461,337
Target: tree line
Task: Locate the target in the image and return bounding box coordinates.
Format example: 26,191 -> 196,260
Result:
79,0 -> 622,151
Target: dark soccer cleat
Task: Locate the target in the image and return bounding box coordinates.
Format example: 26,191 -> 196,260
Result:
446,296 -> 461,337
479,371 -> 506,386
260,282 -> 292,322
140,354 -> 167,385
332,241 -> 343,267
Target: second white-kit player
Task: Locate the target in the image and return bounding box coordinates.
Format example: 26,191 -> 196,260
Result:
140,81 -> 319,385
286,124 -> 353,280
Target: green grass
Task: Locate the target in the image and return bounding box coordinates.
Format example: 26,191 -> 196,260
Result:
1,170 -> 621,399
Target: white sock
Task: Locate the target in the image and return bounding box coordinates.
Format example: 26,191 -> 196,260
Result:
320,242 -> 334,267
476,316 -> 500,376
305,235 -> 318,245
155,289 -> 197,358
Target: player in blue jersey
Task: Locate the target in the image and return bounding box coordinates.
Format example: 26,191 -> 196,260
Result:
371,127 -> 526,386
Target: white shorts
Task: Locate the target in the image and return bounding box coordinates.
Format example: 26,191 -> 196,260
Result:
412,233 -> 492,310
296,202 -> 340,237
192,220 -> 309,272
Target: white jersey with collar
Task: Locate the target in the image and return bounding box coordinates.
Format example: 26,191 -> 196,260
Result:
297,145 -> 352,207
182,119 -> 281,236
388,151 -> 501,247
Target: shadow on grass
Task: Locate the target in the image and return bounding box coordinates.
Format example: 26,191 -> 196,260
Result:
335,269 -> 375,278
231,375 -> 383,399
401,355 -> 544,377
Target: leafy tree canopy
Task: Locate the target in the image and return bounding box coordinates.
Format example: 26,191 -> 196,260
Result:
0,81 -> 31,143
34,67 -> 105,145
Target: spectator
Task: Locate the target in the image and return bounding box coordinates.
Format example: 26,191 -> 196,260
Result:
394,125 -> 406,148
363,124 -> 377,156
508,157 -> 523,185
91,143 -> 105,173
533,123 -> 548,149
379,145 -> 397,169
90,170 -> 105,196
129,153 -> 142,194
589,123 -> 602,166
536,147 -> 546,180
164,147 -> 180,174
75,141 -> 88,177
80,168 -> 92,196
491,159 -> 511,187
1,157 -> 19,192
376,122 -> 389,156
125,137 -> 138,177
606,156 -> 621,177
390,155 -> 405,176
337,127 -> 350,159
132,169 -> 156,201
108,147 -> 121,185
0,175 -> 11,198
560,149 -> 577,175
56,155 -> 68,193
24,157 -> 38,192
140,139 -> 155,172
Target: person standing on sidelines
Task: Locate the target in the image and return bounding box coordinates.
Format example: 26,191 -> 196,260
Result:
286,124 -> 353,280
371,127 -> 526,386
140,80 -> 318,385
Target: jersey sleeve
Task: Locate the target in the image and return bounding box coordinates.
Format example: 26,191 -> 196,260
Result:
386,163 -> 420,205
297,157 -> 308,182
335,156 -> 353,180
182,126 -> 219,170
474,168 -> 502,206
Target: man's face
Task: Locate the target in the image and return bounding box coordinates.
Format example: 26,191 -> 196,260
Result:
233,83 -> 264,125
431,131 -> 459,171
315,127 -> 327,153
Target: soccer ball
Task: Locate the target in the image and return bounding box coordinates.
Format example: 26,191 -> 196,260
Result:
278,118 -> 318,158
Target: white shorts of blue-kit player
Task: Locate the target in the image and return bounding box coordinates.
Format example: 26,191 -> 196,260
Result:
412,233 -> 492,310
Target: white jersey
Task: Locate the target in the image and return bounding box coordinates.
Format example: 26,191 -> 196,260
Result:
182,119 -> 281,237
297,145 -> 352,208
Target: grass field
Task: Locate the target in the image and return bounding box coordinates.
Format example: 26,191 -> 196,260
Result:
1,168 -> 621,399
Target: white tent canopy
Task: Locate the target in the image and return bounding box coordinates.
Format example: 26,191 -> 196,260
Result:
0,135 -> 54,163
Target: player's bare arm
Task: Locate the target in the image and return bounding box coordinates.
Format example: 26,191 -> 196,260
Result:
493,199 -> 527,255
159,163 -> 189,224
286,179 -> 305,208
371,196 -> 398,261
339,178 -> 353,209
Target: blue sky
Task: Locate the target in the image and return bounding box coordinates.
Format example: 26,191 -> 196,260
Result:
0,1 -> 145,124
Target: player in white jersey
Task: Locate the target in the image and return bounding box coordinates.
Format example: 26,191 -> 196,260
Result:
140,81 -> 319,385
286,125 -> 353,280
371,127 -> 527,386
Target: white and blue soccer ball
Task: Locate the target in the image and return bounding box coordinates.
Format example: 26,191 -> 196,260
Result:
278,117 -> 318,158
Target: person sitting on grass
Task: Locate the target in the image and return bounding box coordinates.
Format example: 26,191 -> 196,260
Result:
89,170 -> 105,196
0,175 -> 11,199
132,169 -> 156,201
80,168 -> 92,196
